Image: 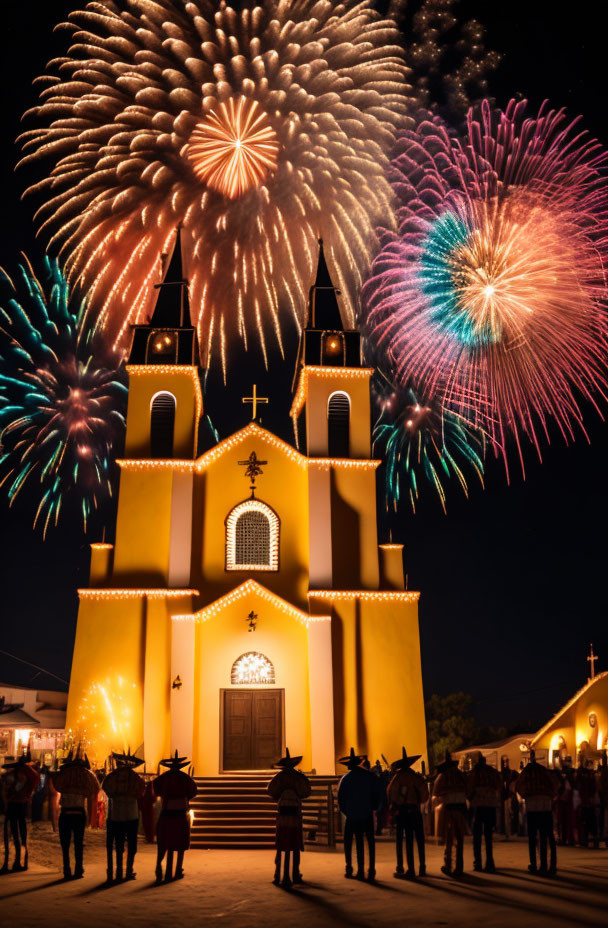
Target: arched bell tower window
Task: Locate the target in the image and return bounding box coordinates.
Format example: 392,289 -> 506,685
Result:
328,391 -> 350,457
150,391 -> 176,458
225,499 -> 280,571
231,652 -> 275,685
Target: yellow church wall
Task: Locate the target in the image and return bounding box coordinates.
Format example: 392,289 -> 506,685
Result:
66,597 -> 146,767
112,469 -> 173,584
192,432 -> 310,608
124,367 -> 200,458
328,598 -> 427,769
330,468 -> 379,589
142,598 -> 173,769
191,593 -> 311,775
304,370 -> 372,458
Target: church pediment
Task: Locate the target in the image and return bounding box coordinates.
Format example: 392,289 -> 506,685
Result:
177,579 -> 327,627
194,422 -> 306,472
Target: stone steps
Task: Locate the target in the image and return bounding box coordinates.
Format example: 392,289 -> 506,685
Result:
190,773 -> 339,850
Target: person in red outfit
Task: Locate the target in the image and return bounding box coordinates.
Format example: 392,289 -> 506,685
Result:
153,750 -> 197,883
267,748 -> 311,887
0,751 -> 39,873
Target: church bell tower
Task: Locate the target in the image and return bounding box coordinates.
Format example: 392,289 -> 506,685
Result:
291,240 -> 372,459
104,229 -> 203,588
125,228 -> 203,460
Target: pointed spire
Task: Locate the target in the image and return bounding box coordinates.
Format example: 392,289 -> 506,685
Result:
307,238 -> 343,330
314,239 -> 334,289
150,227 -> 191,328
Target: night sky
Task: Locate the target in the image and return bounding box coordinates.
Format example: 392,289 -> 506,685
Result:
0,1 -> 606,734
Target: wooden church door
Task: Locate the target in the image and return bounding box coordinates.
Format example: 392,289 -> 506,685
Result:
222,689 -> 283,770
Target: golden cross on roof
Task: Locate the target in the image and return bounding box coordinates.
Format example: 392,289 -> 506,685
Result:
242,384 -> 268,420
587,643 -> 598,679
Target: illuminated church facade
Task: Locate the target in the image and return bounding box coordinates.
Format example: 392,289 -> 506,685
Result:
67,236 -> 427,775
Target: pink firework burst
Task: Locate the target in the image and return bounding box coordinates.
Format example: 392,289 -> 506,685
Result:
363,100 -> 608,474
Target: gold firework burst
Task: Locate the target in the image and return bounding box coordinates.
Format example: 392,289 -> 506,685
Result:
186,98 -> 279,199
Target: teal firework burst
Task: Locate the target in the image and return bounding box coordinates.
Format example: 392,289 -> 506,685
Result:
418,210 -> 501,347
0,256 -> 127,536
373,380 -> 484,513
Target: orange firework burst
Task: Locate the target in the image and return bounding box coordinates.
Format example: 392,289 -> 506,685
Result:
21,0 -> 411,371
186,98 -> 279,200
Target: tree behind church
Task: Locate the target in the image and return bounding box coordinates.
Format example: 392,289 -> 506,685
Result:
425,692 -> 506,769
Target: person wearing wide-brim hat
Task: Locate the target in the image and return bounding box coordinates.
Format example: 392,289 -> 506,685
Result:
467,754 -> 502,874
102,750 -> 146,884
337,748 -> 381,881
515,750 -> 558,876
0,750 -> 39,875
267,748 -> 311,887
52,749 -> 99,880
387,748 -> 428,879
153,750 -> 197,884
433,751 -> 468,878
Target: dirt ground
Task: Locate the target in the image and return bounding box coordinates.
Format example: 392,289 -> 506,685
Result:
0,822 -> 606,928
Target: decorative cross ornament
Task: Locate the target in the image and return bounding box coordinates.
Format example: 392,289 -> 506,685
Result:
587,643 -> 598,679
246,610 -> 258,632
242,384 -> 268,420
238,450 -> 267,489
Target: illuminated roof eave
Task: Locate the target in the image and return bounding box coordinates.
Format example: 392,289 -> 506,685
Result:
116,422 -> 381,472
78,588 -> 199,600
308,590 -> 420,603
173,579 -> 331,627
290,366 -> 374,420
531,670 -> 608,745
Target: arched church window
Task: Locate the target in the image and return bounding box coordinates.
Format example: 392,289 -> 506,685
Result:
225,499 -> 280,571
231,652 -> 275,685
150,391 -> 176,458
327,391 -> 350,457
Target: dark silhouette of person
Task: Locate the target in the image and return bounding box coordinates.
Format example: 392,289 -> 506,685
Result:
52,750 -> 99,880
500,757 -> 518,839
0,751 -> 39,873
30,764 -> 49,823
467,754 -> 501,873
555,757 -> 575,846
387,747 -> 428,879
433,751 -> 468,878
515,750 -> 558,876
267,747 -> 311,887
371,758 -> 391,836
102,750 -> 146,883
576,761 -> 599,848
153,750 -> 197,883
337,747 -> 381,881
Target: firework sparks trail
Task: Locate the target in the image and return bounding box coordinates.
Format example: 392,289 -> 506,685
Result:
0,256 -> 127,536
372,375 -> 484,513
20,0 -> 413,371
363,100 -> 608,474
